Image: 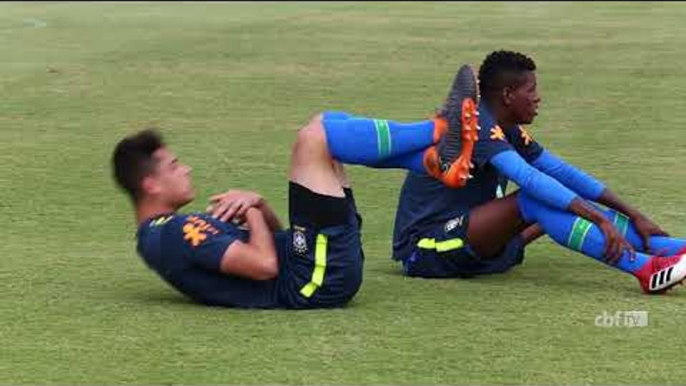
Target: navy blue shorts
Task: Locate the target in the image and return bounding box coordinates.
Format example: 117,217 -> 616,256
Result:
276,182 -> 364,309
401,211 -> 525,278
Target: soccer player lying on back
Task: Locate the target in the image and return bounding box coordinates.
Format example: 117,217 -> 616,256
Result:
111,66 -> 482,308
390,50 -> 686,294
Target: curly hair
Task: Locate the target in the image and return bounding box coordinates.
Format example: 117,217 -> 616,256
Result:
478,50 -> 536,102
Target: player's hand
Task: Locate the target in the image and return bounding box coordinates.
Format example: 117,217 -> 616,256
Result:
207,190 -> 264,223
631,213 -> 669,253
598,219 -> 635,265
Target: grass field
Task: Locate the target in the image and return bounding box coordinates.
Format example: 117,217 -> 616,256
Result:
2,2 -> 686,384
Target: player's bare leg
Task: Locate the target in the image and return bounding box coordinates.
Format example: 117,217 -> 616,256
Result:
465,192 -> 531,258
289,114 -> 346,196
521,224 -> 545,245
331,160 -> 351,189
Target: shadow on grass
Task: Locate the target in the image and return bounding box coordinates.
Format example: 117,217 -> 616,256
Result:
370,261 -> 648,296
125,290 -> 201,308
122,288 -> 367,311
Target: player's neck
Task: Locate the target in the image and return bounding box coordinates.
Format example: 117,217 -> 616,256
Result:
486,101 -> 518,129
135,199 -> 178,226
496,109 -> 517,129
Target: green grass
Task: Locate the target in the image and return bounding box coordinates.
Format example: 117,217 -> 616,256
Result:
2,2 -> 686,384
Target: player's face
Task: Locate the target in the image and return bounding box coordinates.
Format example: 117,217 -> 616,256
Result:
509,72 -> 540,125
149,147 -> 195,208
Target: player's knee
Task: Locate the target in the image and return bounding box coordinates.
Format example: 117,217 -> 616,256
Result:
258,254 -> 279,280
308,113 -> 324,125
295,118 -> 327,151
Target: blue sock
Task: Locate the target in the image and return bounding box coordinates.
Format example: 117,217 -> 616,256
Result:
322,115 -> 437,168
599,209 -> 686,255
368,149 -> 426,174
322,111 -> 358,121
649,237 -> 686,256
518,193 -> 649,274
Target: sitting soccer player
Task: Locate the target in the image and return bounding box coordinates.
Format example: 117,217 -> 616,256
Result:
389,50 -> 686,294
111,74 -> 480,308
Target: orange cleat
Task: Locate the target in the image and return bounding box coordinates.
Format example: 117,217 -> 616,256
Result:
425,64 -> 479,188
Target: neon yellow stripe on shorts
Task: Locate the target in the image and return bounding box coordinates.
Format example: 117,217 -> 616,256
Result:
300,234 -> 328,298
417,237 -> 464,252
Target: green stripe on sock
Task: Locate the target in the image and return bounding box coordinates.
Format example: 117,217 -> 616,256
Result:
374,119 -> 391,158
613,212 -> 629,237
568,217 -> 593,251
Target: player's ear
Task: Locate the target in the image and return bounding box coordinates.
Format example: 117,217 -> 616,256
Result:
141,175 -> 161,197
502,86 -> 514,106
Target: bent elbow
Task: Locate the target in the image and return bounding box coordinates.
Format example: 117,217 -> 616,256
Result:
257,253 -> 279,280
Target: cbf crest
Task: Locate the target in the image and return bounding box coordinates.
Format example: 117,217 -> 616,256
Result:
293,226 -> 308,255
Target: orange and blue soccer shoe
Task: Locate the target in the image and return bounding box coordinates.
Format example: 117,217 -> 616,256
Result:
424,64 -> 479,189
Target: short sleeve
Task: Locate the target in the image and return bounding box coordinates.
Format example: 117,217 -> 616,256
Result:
472,119 -> 515,167
506,125 -> 544,163
167,214 -> 240,272
472,104 -> 545,167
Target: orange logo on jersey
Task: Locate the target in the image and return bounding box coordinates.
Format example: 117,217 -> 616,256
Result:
490,126 -> 506,141
519,126 -> 533,146
182,215 -> 220,247
183,223 -> 207,247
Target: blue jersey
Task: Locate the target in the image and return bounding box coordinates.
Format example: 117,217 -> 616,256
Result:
136,212 -> 282,308
392,103 -> 544,261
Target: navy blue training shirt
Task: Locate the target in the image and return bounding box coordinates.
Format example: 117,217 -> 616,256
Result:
136,212 -> 281,308
392,102 -> 544,261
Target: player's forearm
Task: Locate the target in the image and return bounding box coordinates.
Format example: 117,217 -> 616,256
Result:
532,152 -> 642,220
256,201 -> 283,231
568,197 -> 612,227
531,150 -> 605,200
595,189 -> 643,219
245,208 -> 279,267
491,151 -> 577,211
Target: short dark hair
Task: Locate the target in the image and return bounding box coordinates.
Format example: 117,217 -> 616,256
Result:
478,50 -> 537,102
112,129 -> 164,202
